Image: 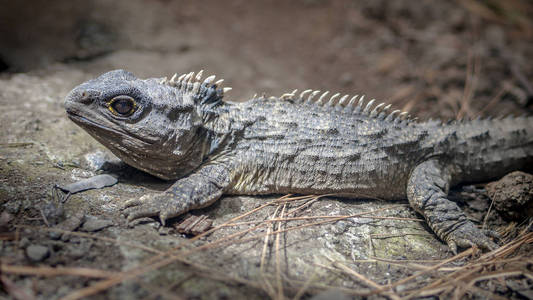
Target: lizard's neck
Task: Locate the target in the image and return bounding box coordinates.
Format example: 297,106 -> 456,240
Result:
198,101 -> 253,160
199,103 -> 238,161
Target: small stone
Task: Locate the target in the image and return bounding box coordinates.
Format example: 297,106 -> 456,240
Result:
0,211 -> 13,228
26,245 -> 50,262
81,217 -> 113,232
54,210 -> 86,241
69,241 -> 92,259
486,171 -> 533,221
18,237 -> 30,248
158,227 -> 171,235
49,231 -> 62,240
83,150 -> 122,171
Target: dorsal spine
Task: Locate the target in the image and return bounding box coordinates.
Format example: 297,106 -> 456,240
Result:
161,70 -> 414,124
278,87 -> 414,124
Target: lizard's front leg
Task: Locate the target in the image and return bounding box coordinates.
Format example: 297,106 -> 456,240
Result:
123,163 -> 231,225
407,159 -> 498,253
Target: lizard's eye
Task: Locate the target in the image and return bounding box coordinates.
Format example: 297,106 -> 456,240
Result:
107,96 -> 137,117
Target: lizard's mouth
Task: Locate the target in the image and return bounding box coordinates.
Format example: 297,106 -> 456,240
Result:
68,113 -> 115,133
67,112 -> 155,145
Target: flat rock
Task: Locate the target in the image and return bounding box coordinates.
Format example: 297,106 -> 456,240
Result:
81,217 -> 114,232
58,174 -> 118,194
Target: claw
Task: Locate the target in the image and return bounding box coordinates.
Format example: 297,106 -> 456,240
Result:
447,240 -> 458,255
160,212 -> 168,226
120,193 -> 189,227
125,208 -> 158,222
480,238 -> 498,252
483,229 -> 501,240
445,224 -> 498,253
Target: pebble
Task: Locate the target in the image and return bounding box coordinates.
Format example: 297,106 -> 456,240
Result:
69,241 -> 92,259
486,171 -> 533,220
49,210 -> 86,241
18,237 -> 30,248
84,151 -> 115,171
0,211 -> 13,228
81,217 -> 113,232
26,245 -> 50,262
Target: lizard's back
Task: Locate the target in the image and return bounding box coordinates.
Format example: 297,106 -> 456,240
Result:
227,95 -> 533,199
227,96 -> 434,199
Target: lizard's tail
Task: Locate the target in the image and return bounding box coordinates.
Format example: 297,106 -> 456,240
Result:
451,116 -> 533,182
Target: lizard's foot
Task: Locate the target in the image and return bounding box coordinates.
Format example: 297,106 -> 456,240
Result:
122,193 -> 187,226
444,221 -> 498,254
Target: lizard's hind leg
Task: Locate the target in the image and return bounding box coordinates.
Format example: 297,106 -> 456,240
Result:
406,159 -> 498,254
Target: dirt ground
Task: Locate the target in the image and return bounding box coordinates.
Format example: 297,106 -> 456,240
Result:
1,0 -> 532,299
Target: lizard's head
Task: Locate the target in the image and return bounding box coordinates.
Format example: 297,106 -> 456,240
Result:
64,69 -> 216,179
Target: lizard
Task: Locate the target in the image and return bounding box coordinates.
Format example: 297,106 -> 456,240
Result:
64,69 -> 533,253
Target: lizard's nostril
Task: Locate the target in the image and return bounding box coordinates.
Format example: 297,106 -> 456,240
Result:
78,89 -> 96,104
81,90 -> 90,100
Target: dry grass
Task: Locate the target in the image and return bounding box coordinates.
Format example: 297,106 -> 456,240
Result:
3,194 -> 531,300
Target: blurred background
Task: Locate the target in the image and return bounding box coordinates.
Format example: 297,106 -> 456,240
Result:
1,0 -> 532,119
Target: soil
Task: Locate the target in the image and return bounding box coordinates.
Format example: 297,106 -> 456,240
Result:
1,0 -> 532,299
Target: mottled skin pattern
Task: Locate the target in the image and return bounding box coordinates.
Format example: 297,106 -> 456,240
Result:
64,70 -> 533,253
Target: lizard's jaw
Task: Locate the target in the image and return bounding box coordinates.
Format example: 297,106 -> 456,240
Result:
64,91 -> 159,144
65,109 -> 192,180
67,112 -> 118,136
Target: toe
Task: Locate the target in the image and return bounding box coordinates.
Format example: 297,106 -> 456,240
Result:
120,193 -> 186,227
122,199 -> 143,209
483,229 -> 501,240
447,240 -> 458,255
445,223 -> 499,253
453,237 -> 475,251
479,238 -> 498,252
126,208 -> 159,223
159,212 -> 168,227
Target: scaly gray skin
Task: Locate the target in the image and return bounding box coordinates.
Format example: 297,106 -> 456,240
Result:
64,70 -> 533,253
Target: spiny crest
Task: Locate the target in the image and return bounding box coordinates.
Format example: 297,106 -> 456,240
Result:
159,70 -> 232,101
278,89 -> 415,124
